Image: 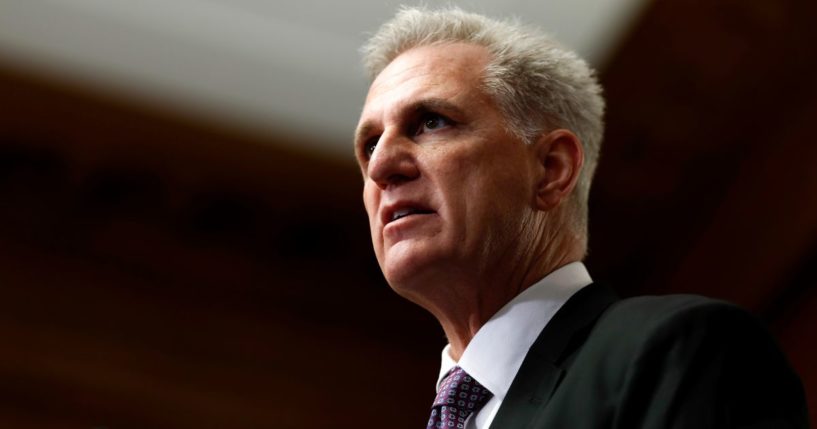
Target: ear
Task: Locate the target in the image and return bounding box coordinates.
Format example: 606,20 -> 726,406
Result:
532,129 -> 584,211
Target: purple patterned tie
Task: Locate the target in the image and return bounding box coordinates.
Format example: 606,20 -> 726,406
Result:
426,366 -> 492,429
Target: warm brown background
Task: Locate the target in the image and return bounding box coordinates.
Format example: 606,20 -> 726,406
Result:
0,0 -> 815,428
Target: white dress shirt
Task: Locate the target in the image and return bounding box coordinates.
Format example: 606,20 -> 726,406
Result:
434,262 -> 592,429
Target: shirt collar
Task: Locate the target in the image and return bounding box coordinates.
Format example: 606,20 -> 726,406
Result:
436,262 -> 592,400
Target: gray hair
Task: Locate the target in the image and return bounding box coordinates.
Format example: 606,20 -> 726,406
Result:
361,6 -> 605,249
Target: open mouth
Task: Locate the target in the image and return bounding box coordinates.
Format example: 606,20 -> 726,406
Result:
390,207 -> 434,223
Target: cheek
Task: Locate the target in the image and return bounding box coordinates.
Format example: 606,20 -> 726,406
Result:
456,159 -> 532,231
362,182 -> 378,220
362,183 -> 383,248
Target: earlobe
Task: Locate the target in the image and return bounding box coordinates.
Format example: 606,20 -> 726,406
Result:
532,129 -> 584,211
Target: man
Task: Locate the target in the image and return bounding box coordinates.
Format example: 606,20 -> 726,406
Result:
353,7 -> 808,429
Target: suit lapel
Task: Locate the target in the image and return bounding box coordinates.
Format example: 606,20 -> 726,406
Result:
488,283 -> 618,428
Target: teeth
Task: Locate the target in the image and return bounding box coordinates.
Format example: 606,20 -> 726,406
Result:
392,208 -> 414,221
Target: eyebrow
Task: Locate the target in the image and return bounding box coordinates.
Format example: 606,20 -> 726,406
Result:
354,97 -> 467,148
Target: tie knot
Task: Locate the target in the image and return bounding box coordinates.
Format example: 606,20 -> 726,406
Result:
429,366 -> 492,427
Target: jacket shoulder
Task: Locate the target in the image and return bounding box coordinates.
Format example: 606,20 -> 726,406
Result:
582,294 -> 771,366
598,294 -> 746,337
563,294 -> 809,428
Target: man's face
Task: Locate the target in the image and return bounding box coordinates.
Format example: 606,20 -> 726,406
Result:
354,43 -> 538,299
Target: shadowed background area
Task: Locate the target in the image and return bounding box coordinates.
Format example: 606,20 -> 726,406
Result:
0,0 -> 815,427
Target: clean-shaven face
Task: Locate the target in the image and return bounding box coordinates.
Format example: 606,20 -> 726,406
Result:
354,43 -> 538,302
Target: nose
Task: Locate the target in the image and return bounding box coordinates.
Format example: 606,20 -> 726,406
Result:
367,132 -> 419,189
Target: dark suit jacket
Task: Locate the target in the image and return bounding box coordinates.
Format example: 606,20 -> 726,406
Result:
489,283 -> 809,428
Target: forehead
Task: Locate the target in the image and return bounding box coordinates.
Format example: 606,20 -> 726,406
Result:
359,43 -> 492,123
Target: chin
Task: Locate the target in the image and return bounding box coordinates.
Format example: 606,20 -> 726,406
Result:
381,242 -> 453,298
382,257 -> 426,292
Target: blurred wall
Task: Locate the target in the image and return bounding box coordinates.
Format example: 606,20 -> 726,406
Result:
590,0 -> 817,421
0,0 -> 815,427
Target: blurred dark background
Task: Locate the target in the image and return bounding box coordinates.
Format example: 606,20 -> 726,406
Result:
0,0 -> 815,427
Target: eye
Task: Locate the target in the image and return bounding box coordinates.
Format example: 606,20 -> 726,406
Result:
363,136 -> 379,159
416,113 -> 452,135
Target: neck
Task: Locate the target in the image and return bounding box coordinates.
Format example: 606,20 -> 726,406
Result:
431,233 -> 582,361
